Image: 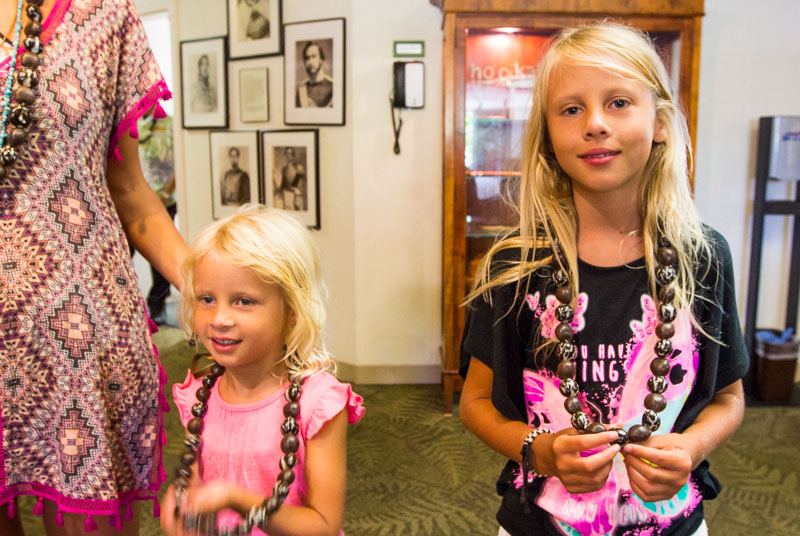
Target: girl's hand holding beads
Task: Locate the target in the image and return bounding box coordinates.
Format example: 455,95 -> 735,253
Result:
622,433 -> 694,502
546,428 -> 621,494
160,480 -> 241,536
184,479 -> 237,513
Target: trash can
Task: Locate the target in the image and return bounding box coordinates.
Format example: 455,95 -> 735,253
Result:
755,329 -> 800,404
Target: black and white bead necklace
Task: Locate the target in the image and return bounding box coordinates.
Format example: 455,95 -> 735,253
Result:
550,236 -> 679,446
0,0 -> 45,179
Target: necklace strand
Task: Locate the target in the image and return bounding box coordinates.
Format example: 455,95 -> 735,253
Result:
0,0 -> 45,178
173,362 -> 302,536
550,236 -> 678,445
0,0 -> 24,146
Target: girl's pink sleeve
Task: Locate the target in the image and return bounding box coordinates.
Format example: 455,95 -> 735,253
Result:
305,373 -> 365,440
172,370 -> 198,428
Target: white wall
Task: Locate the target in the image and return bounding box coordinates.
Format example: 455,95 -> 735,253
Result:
349,2 -> 443,381
694,0 -> 800,334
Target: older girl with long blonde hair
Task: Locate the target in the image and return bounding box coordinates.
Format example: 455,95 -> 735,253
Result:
460,22 -> 748,536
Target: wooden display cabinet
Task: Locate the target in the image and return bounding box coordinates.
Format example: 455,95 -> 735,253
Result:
436,0 -> 705,413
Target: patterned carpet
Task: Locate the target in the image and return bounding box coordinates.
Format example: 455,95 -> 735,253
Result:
17,327 -> 800,535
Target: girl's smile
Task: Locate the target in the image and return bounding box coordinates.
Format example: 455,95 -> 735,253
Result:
209,336 -> 242,353
579,147 -> 621,166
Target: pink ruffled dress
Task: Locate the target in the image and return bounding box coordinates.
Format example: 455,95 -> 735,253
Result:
173,371 -> 365,535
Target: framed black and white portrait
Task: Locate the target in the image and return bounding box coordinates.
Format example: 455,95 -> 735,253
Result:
227,0 -> 282,59
283,18 -> 345,126
261,129 -> 319,229
209,131 -> 260,219
180,37 -> 228,129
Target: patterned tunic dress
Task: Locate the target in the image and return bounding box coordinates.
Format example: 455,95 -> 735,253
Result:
0,0 -> 170,526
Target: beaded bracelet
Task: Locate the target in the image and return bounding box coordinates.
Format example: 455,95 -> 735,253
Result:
521,428 -> 554,477
519,428 -> 553,513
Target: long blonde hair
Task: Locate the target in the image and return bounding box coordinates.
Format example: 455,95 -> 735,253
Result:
180,205 -> 335,380
469,22 -> 710,326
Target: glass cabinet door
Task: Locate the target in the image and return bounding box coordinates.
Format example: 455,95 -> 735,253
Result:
463,29 -> 549,285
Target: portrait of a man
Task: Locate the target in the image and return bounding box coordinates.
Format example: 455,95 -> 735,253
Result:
295,40 -> 333,108
274,146 -> 307,211
237,0 -> 270,41
190,54 -> 217,114
220,146 -> 251,206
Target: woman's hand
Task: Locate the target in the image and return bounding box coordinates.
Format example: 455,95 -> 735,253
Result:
544,428 -> 621,494
622,433 -> 694,502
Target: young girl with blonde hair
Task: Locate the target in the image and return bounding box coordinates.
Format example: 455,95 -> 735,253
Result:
161,206 -> 364,536
459,22 -> 748,536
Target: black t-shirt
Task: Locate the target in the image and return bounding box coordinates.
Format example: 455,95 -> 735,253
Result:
460,229 -> 749,536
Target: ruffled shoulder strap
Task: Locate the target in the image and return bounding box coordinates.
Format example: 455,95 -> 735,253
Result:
300,372 -> 365,440
172,370 -> 203,427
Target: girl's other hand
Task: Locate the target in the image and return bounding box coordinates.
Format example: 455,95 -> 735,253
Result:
622,433 -> 693,502
545,428 -> 621,494
160,484 -> 183,536
185,479 -> 237,513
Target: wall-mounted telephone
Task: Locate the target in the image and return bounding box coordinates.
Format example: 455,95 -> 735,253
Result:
390,61 -> 424,154
392,61 -> 424,109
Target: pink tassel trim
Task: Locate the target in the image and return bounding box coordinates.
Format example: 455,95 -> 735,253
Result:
84,514 -> 98,532
153,498 -> 161,518
7,501 -> 17,519
107,78 -> 170,161
33,496 -> 45,515
56,509 -> 64,527
153,102 -> 166,119
112,146 -> 122,161
129,123 -> 138,139
125,503 -> 133,521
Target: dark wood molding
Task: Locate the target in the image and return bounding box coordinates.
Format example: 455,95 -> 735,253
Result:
437,0 -> 703,16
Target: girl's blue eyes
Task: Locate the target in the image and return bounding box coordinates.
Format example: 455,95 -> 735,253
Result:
562,100 -> 629,115
197,296 -> 255,306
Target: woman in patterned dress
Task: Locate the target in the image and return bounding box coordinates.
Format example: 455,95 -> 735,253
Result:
0,0 -> 186,534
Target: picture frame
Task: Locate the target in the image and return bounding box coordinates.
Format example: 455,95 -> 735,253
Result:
209,131 -> 260,220
283,18 -> 345,126
260,129 -> 320,229
237,65 -> 270,122
227,0 -> 282,59
180,37 -> 228,129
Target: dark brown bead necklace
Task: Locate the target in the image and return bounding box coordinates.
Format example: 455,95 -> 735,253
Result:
0,0 -> 44,179
174,362 -> 303,536
550,236 -> 678,446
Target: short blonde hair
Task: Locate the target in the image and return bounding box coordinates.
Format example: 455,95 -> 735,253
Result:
180,205 -> 334,379
470,22 -> 711,340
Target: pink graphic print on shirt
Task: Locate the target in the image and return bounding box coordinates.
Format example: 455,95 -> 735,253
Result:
521,292 -> 702,536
